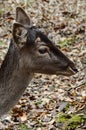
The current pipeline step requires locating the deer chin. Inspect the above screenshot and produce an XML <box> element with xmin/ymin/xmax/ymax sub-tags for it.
<box><xmin>56</xmin><ymin>66</ymin><xmax>77</xmax><ymax>76</ymax></box>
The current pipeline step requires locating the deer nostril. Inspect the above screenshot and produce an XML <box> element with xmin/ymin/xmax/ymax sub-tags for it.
<box><xmin>72</xmin><ymin>68</ymin><xmax>78</xmax><ymax>73</ymax></box>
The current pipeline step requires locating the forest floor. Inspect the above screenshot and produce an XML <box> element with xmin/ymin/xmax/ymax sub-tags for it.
<box><xmin>0</xmin><ymin>0</ymin><xmax>86</xmax><ymax>130</ymax></box>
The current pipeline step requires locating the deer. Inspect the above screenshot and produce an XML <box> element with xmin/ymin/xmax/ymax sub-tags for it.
<box><xmin>0</xmin><ymin>7</ymin><xmax>78</xmax><ymax>117</ymax></box>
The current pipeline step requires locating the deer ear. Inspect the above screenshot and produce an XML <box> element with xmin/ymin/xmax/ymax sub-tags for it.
<box><xmin>16</xmin><ymin>7</ymin><xmax>30</xmax><ymax>26</ymax></box>
<box><xmin>13</xmin><ymin>23</ymin><xmax>28</xmax><ymax>47</ymax></box>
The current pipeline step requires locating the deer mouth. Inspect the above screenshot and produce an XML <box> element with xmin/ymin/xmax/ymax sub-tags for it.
<box><xmin>65</xmin><ymin>66</ymin><xmax>78</xmax><ymax>76</ymax></box>
<box><xmin>56</xmin><ymin>66</ymin><xmax>78</xmax><ymax>76</ymax></box>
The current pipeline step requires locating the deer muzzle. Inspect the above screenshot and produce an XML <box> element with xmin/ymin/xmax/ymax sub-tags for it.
<box><xmin>56</xmin><ymin>66</ymin><xmax>78</xmax><ymax>76</ymax></box>
<box><xmin>67</xmin><ymin>66</ymin><xmax>78</xmax><ymax>75</ymax></box>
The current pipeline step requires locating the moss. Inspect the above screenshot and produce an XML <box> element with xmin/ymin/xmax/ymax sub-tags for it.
<box><xmin>57</xmin><ymin>113</ymin><xmax>71</xmax><ymax>123</ymax></box>
<box><xmin>58</xmin><ymin>37</ymin><xmax>75</xmax><ymax>47</ymax></box>
<box><xmin>18</xmin><ymin>123</ymin><xmax>28</xmax><ymax>130</ymax></box>
<box><xmin>64</xmin><ymin>115</ymin><xmax>83</xmax><ymax>130</ymax></box>
<box><xmin>0</xmin><ymin>40</ymin><xmax>3</xmax><ymax>45</ymax></box>
<box><xmin>62</xmin><ymin>103</ymin><xmax>70</xmax><ymax>112</ymax></box>
<box><xmin>0</xmin><ymin>9</ymin><xmax>5</xmax><ymax>17</ymax></box>
<box><xmin>57</xmin><ymin>113</ymin><xmax>86</xmax><ymax>130</ymax></box>
<box><xmin>69</xmin><ymin>115</ymin><xmax>82</xmax><ymax>123</ymax></box>
<box><xmin>35</xmin><ymin>100</ymin><xmax>42</xmax><ymax>105</ymax></box>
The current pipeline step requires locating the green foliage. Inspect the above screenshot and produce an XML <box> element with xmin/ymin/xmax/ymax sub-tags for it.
<box><xmin>57</xmin><ymin>113</ymin><xmax>86</xmax><ymax>130</ymax></box>
<box><xmin>57</xmin><ymin>113</ymin><xmax>71</xmax><ymax>123</ymax></box>
<box><xmin>58</xmin><ymin>37</ymin><xmax>75</xmax><ymax>47</ymax></box>
<box><xmin>21</xmin><ymin>0</ymin><xmax>30</xmax><ymax>7</ymax></box>
<box><xmin>37</xmin><ymin>120</ymin><xmax>43</xmax><ymax>127</ymax></box>
<box><xmin>62</xmin><ymin>103</ymin><xmax>70</xmax><ymax>112</ymax></box>
<box><xmin>18</xmin><ymin>124</ymin><xmax>28</xmax><ymax>130</ymax></box>
<box><xmin>35</xmin><ymin>100</ymin><xmax>42</xmax><ymax>105</ymax></box>
<box><xmin>0</xmin><ymin>9</ymin><xmax>5</xmax><ymax>16</ymax></box>
<box><xmin>0</xmin><ymin>40</ymin><xmax>3</xmax><ymax>45</ymax></box>
<box><xmin>65</xmin><ymin>115</ymin><xmax>82</xmax><ymax>129</ymax></box>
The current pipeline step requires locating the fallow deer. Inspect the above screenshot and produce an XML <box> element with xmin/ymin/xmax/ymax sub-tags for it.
<box><xmin>0</xmin><ymin>7</ymin><xmax>78</xmax><ymax>117</ymax></box>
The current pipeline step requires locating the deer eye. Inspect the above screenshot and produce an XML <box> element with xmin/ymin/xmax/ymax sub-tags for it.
<box><xmin>38</xmin><ymin>47</ymin><xmax>49</xmax><ymax>54</ymax></box>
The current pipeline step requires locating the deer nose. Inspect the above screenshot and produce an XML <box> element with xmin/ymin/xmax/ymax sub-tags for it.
<box><xmin>71</xmin><ymin>67</ymin><xmax>78</xmax><ymax>73</ymax></box>
<box><xmin>66</xmin><ymin>66</ymin><xmax>78</xmax><ymax>76</ymax></box>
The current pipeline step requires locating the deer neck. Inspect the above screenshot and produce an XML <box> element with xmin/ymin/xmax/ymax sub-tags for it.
<box><xmin>0</xmin><ymin>42</ymin><xmax>33</xmax><ymax>117</ymax></box>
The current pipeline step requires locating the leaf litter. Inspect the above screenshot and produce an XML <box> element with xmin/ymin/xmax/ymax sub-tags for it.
<box><xmin>0</xmin><ymin>0</ymin><xmax>86</xmax><ymax>129</ymax></box>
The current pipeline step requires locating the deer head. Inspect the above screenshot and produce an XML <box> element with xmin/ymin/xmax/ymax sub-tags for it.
<box><xmin>13</xmin><ymin>7</ymin><xmax>78</xmax><ymax>76</ymax></box>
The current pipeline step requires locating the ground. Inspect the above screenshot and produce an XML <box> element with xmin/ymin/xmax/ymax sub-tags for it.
<box><xmin>0</xmin><ymin>0</ymin><xmax>86</xmax><ymax>130</ymax></box>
